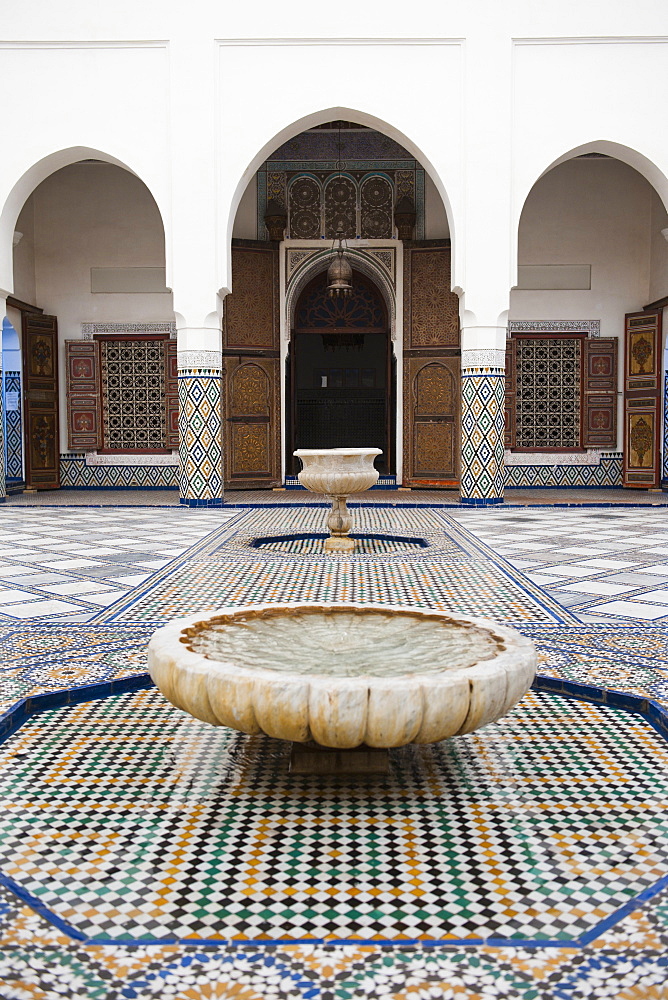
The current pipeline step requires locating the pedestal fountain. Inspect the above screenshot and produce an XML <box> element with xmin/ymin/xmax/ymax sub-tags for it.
<box><xmin>294</xmin><ymin>447</ymin><xmax>382</xmax><ymax>553</ymax></box>
<box><xmin>147</xmin><ymin>446</ymin><xmax>537</xmax><ymax>766</ymax></box>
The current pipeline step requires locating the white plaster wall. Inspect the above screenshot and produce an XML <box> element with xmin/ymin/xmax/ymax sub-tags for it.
<box><xmin>31</xmin><ymin>163</ymin><xmax>172</xmax><ymax>336</ymax></box>
<box><xmin>511</xmin><ymin>157</ymin><xmax>656</xmax><ymax>453</ymax></box>
<box><xmin>13</xmin><ymin>199</ymin><xmax>36</xmax><ymax>306</ymax></box>
<box><xmin>232</xmin><ymin>176</ymin><xmax>258</xmax><ymax>241</ymax></box>
<box><xmin>22</xmin><ymin>162</ymin><xmax>173</xmax><ymax>451</ymax></box>
<box><xmin>649</xmin><ymin>191</ymin><xmax>668</xmax><ymax>305</ymax></box>
<box><xmin>511</xmin><ymin>159</ymin><xmax>653</xmax><ymax>335</ymax></box>
<box><xmin>0</xmin><ymin>1</ymin><xmax>666</xmax><ymax>347</ymax></box>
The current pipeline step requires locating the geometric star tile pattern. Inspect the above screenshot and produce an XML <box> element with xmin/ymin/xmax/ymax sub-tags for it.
<box><xmin>3</xmin><ymin>498</ymin><xmax>668</xmax><ymax>998</ymax></box>
<box><xmin>1</xmin><ymin>688</ymin><xmax>667</xmax><ymax>946</ymax></box>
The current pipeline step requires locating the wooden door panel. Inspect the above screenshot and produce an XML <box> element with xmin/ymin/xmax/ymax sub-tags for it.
<box><xmin>223</xmin><ymin>241</ymin><xmax>280</xmax><ymax>489</ymax></box>
<box><xmin>414</xmin><ymin>420</ymin><xmax>455</xmax><ymax>476</ymax></box>
<box><xmin>23</xmin><ymin>313</ymin><xmax>60</xmax><ymax>489</ymax></box>
<box><xmin>224</xmin><ymin>356</ymin><xmax>280</xmax><ymax>488</ymax></box>
<box><xmin>404</xmin><ymin>356</ymin><xmax>459</xmax><ymax>486</ymax></box>
<box><xmin>623</xmin><ymin>311</ymin><xmax>662</xmax><ymax>488</ymax></box>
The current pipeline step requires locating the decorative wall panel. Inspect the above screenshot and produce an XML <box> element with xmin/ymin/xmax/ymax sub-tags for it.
<box><xmin>4</xmin><ymin>371</ymin><xmax>22</xmax><ymax>480</ymax></box>
<box><xmin>164</xmin><ymin>340</ymin><xmax>179</xmax><ymax>449</ymax></box>
<box><xmin>60</xmin><ymin>454</ymin><xmax>177</xmax><ymax>489</ymax></box>
<box><xmin>22</xmin><ymin>313</ymin><xmax>59</xmax><ymax>489</ymax></box>
<box><xmin>259</xmin><ymin>126</ymin><xmax>425</xmax><ymax>239</ymax></box>
<box><xmin>582</xmin><ymin>338</ymin><xmax>617</xmax><ymax>448</ymax></box>
<box><xmin>403</xmin><ymin>244</ymin><xmax>459</xmax><ymax>348</ymax></box>
<box><xmin>404</xmin><ymin>358</ymin><xmax>459</xmax><ymax>486</ymax></box>
<box><xmin>324</xmin><ymin>175</ymin><xmax>357</xmax><ymax>239</ymax></box>
<box><xmin>288</xmin><ymin>177</ymin><xmax>322</xmax><ymax>239</ymax></box>
<box><xmin>360</xmin><ymin>175</ymin><xmax>393</xmax><ymax>239</ymax></box>
<box><xmin>100</xmin><ymin>340</ymin><xmax>166</xmax><ymax>452</ymax></box>
<box><xmin>515</xmin><ymin>338</ymin><xmax>581</xmax><ymax>449</ymax></box>
<box><xmin>224</xmin><ymin>245</ymin><xmax>279</xmax><ymax>350</ymax></box>
<box><xmin>623</xmin><ymin>310</ymin><xmax>662</xmax><ymax>488</ymax></box>
<box><xmin>65</xmin><ymin>341</ymin><xmax>102</xmax><ymax>451</ymax></box>
<box><xmin>223</xmin><ymin>357</ymin><xmax>280</xmax><ymax>489</ymax></box>
<box><xmin>504</xmin><ymin>452</ymin><xmax>623</xmax><ymax>489</ymax></box>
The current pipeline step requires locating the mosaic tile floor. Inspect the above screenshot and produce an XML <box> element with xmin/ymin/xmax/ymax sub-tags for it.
<box><xmin>2</xmin><ymin>501</ymin><xmax>668</xmax><ymax>998</ymax></box>
<box><xmin>97</xmin><ymin>507</ymin><xmax>570</xmax><ymax>625</ymax></box>
<box><xmin>0</xmin><ymin>508</ymin><xmax>237</xmax><ymax>623</ymax></box>
<box><xmin>452</xmin><ymin>507</ymin><xmax>668</xmax><ymax>624</ymax></box>
<box><xmin>2</xmin><ymin>688</ymin><xmax>667</xmax><ymax>948</ymax></box>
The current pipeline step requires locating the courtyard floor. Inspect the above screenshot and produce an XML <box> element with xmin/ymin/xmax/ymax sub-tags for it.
<box><xmin>0</xmin><ymin>495</ymin><xmax>667</xmax><ymax>998</ymax></box>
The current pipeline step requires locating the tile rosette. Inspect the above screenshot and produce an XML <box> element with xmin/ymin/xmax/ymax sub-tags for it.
<box><xmin>147</xmin><ymin>602</ymin><xmax>536</xmax><ymax>747</ymax></box>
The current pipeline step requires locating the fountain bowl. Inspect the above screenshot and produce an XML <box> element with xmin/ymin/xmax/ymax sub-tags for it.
<box><xmin>147</xmin><ymin>603</ymin><xmax>537</xmax><ymax>749</ymax></box>
<box><xmin>294</xmin><ymin>447</ymin><xmax>383</xmax><ymax>552</ymax></box>
<box><xmin>294</xmin><ymin>447</ymin><xmax>382</xmax><ymax>496</ymax></box>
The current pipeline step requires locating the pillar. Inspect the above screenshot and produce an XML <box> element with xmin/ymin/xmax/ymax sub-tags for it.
<box><xmin>459</xmin><ymin>334</ymin><xmax>506</xmax><ymax>505</ymax></box>
<box><xmin>177</xmin><ymin>337</ymin><xmax>223</xmax><ymax>507</ymax></box>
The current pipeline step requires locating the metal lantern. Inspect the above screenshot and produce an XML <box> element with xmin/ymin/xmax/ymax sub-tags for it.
<box><xmin>326</xmin><ymin>231</ymin><xmax>353</xmax><ymax>298</ymax></box>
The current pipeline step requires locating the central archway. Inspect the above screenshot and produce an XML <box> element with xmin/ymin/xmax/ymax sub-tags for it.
<box><xmin>288</xmin><ymin>270</ymin><xmax>393</xmax><ymax>474</ymax></box>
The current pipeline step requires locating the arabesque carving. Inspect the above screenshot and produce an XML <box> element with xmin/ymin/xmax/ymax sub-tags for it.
<box><xmin>415</xmin><ymin>364</ymin><xmax>453</xmax><ymax>416</ymax></box>
<box><xmin>231</xmin><ymin>365</ymin><xmax>270</xmax><ymax>417</ymax></box>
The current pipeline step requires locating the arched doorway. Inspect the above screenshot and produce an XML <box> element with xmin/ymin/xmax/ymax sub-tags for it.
<box><xmin>289</xmin><ymin>270</ymin><xmax>394</xmax><ymax>473</ymax></box>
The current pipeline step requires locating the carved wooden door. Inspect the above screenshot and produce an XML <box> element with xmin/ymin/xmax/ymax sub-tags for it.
<box><xmin>22</xmin><ymin>313</ymin><xmax>60</xmax><ymax>489</ymax></box>
<box><xmin>223</xmin><ymin>356</ymin><xmax>280</xmax><ymax>487</ymax></box>
<box><xmin>406</xmin><ymin>358</ymin><xmax>459</xmax><ymax>483</ymax></box>
<box><xmin>403</xmin><ymin>242</ymin><xmax>460</xmax><ymax>486</ymax></box>
<box><xmin>223</xmin><ymin>241</ymin><xmax>280</xmax><ymax>488</ymax></box>
<box><xmin>623</xmin><ymin>310</ymin><xmax>662</xmax><ymax>488</ymax></box>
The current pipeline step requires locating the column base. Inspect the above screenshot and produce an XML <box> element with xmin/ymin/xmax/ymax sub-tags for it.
<box><xmin>179</xmin><ymin>497</ymin><xmax>224</xmax><ymax>507</ymax></box>
<box><xmin>459</xmin><ymin>496</ymin><xmax>504</xmax><ymax>506</ymax></box>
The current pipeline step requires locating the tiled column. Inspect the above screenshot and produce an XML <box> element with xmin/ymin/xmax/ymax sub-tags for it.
<box><xmin>177</xmin><ymin>349</ymin><xmax>223</xmax><ymax>507</ymax></box>
<box><xmin>460</xmin><ymin>348</ymin><xmax>505</xmax><ymax>505</ymax></box>
<box><xmin>0</xmin><ymin>361</ymin><xmax>5</xmax><ymax>503</ymax></box>
<box><xmin>663</xmin><ymin>371</ymin><xmax>668</xmax><ymax>487</ymax></box>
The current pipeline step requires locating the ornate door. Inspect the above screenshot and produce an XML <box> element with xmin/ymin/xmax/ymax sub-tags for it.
<box><xmin>406</xmin><ymin>358</ymin><xmax>459</xmax><ymax>482</ymax></box>
<box><xmin>403</xmin><ymin>242</ymin><xmax>460</xmax><ymax>486</ymax></box>
<box><xmin>223</xmin><ymin>357</ymin><xmax>280</xmax><ymax>487</ymax></box>
<box><xmin>223</xmin><ymin>241</ymin><xmax>280</xmax><ymax>488</ymax></box>
<box><xmin>22</xmin><ymin>313</ymin><xmax>60</xmax><ymax>489</ymax></box>
<box><xmin>623</xmin><ymin>310</ymin><xmax>662</xmax><ymax>488</ymax></box>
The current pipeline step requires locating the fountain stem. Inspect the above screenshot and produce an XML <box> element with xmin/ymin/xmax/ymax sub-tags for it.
<box><xmin>325</xmin><ymin>495</ymin><xmax>355</xmax><ymax>552</ymax></box>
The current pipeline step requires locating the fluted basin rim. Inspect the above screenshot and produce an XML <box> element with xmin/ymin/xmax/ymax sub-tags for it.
<box><xmin>294</xmin><ymin>448</ymin><xmax>382</xmax><ymax>456</ymax></box>
<box><xmin>147</xmin><ymin>603</ymin><xmax>537</xmax><ymax>748</ymax></box>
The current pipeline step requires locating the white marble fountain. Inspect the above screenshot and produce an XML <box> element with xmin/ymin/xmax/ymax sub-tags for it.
<box><xmin>148</xmin><ymin>603</ymin><xmax>536</xmax><ymax>749</ymax></box>
<box><xmin>148</xmin><ymin>447</ymin><xmax>536</xmax><ymax>756</ymax></box>
<box><xmin>294</xmin><ymin>447</ymin><xmax>382</xmax><ymax>552</ymax></box>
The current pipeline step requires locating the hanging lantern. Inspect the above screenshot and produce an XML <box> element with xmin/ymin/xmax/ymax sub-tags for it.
<box><xmin>326</xmin><ymin>231</ymin><xmax>353</xmax><ymax>298</ymax></box>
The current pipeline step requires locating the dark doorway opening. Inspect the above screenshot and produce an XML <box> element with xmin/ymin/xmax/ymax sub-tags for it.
<box><xmin>288</xmin><ymin>271</ymin><xmax>393</xmax><ymax>474</ymax></box>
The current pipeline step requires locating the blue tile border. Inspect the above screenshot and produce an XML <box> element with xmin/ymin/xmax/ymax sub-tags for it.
<box><xmin>250</xmin><ymin>532</ymin><xmax>430</xmax><ymax>549</ymax></box>
<box><xmin>180</xmin><ymin>497</ymin><xmax>224</xmax><ymax>507</ymax></box>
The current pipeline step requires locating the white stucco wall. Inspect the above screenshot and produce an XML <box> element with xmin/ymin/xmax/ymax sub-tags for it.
<box><xmin>0</xmin><ymin>1</ymin><xmax>666</xmax><ymax>377</ymax></box>
<box><xmin>29</xmin><ymin>162</ymin><xmax>172</xmax><ymax>336</ymax></box>
<box><xmin>511</xmin><ymin>158</ymin><xmax>654</xmax><ymax>335</ymax></box>
<box><xmin>649</xmin><ymin>191</ymin><xmax>668</xmax><ymax>305</ymax></box>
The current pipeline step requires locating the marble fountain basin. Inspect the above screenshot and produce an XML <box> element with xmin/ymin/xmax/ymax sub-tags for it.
<box><xmin>147</xmin><ymin>603</ymin><xmax>537</xmax><ymax>749</ymax></box>
<box><xmin>294</xmin><ymin>447</ymin><xmax>382</xmax><ymax>495</ymax></box>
